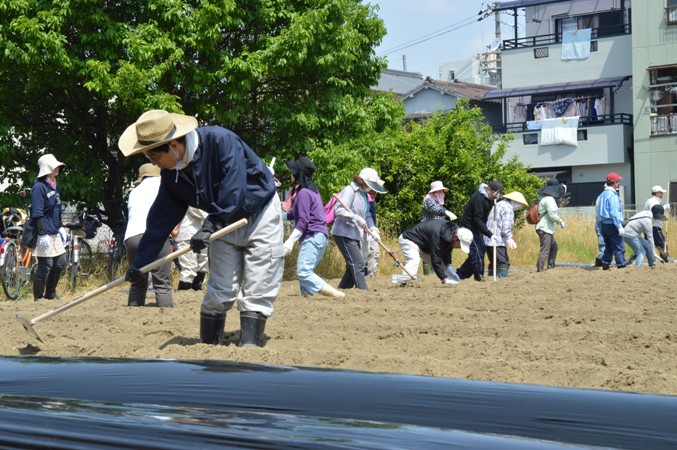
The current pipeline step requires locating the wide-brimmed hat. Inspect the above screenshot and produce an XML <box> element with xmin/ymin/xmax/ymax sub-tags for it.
<box><xmin>456</xmin><ymin>227</ymin><xmax>473</xmax><ymax>253</ymax></box>
<box><xmin>652</xmin><ymin>204</ymin><xmax>668</xmax><ymax>221</ymax></box>
<box><xmin>37</xmin><ymin>154</ymin><xmax>66</xmax><ymax>178</ymax></box>
<box><xmin>502</xmin><ymin>191</ymin><xmax>528</xmax><ymax>207</ymax></box>
<box><xmin>428</xmin><ymin>180</ymin><xmax>449</xmax><ymax>195</ymax></box>
<box><xmin>134</xmin><ymin>163</ymin><xmax>161</xmax><ymax>186</ymax></box>
<box><xmin>538</xmin><ymin>177</ymin><xmax>566</xmax><ymax>199</ymax></box>
<box><xmin>118</xmin><ymin>110</ymin><xmax>198</xmax><ymax>157</ymax></box>
<box><xmin>358</xmin><ymin>167</ymin><xmax>386</xmax><ymax>194</ymax></box>
<box><xmin>652</xmin><ymin>185</ymin><xmax>667</xmax><ymax>194</ymax></box>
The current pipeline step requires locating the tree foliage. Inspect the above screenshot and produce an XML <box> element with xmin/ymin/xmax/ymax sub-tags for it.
<box><xmin>0</xmin><ymin>0</ymin><xmax>387</xmax><ymax>221</ymax></box>
<box><xmin>310</xmin><ymin>100</ymin><xmax>542</xmax><ymax>233</ymax></box>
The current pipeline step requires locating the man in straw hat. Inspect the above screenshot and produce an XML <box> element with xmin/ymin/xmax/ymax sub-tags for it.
<box><xmin>484</xmin><ymin>191</ymin><xmax>528</xmax><ymax>277</ymax></box>
<box><xmin>123</xmin><ymin>163</ymin><xmax>173</xmax><ymax>308</ymax></box>
<box><xmin>118</xmin><ymin>109</ymin><xmax>283</xmax><ymax>347</ymax></box>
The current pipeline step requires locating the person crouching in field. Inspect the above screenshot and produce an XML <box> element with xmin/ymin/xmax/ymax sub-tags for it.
<box><xmin>622</xmin><ymin>209</ymin><xmax>657</xmax><ymax>268</ymax></box>
<box><xmin>283</xmin><ymin>157</ymin><xmax>344</xmax><ymax>298</ymax></box>
<box><xmin>399</xmin><ymin>219</ymin><xmax>472</xmax><ymax>284</ymax></box>
<box><xmin>484</xmin><ymin>191</ymin><xmax>528</xmax><ymax>278</ymax></box>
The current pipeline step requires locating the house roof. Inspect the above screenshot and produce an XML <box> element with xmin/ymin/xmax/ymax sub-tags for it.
<box><xmin>493</xmin><ymin>0</ymin><xmax>572</xmax><ymax>12</ymax></box>
<box><xmin>401</xmin><ymin>77</ymin><xmax>500</xmax><ymax>103</ymax></box>
<box><xmin>483</xmin><ymin>76</ymin><xmax>631</xmax><ymax>99</ymax></box>
<box><xmin>372</xmin><ymin>69</ymin><xmax>424</xmax><ymax>95</ymax></box>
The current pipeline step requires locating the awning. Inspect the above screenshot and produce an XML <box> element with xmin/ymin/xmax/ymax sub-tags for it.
<box><xmin>483</xmin><ymin>76</ymin><xmax>631</xmax><ymax>100</ymax></box>
<box><xmin>492</xmin><ymin>0</ymin><xmax>573</xmax><ymax>12</ymax></box>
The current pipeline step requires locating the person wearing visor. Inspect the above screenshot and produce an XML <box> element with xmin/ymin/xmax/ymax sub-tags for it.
<box><xmin>118</xmin><ymin>109</ymin><xmax>283</xmax><ymax>348</ymax></box>
<box><xmin>455</xmin><ymin>180</ymin><xmax>503</xmax><ymax>282</ymax></box>
<box><xmin>283</xmin><ymin>157</ymin><xmax>344</xmax><ymax>298</ymax></box>
<box><xmin>332</xmin><ymin>167</ymin><xmax>386</xmax><ymax>290</ymax></box>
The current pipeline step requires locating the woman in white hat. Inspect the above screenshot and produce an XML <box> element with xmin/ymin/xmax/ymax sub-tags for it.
<box><xmin>422</xmin><ymin>180</ymin><xmax>456</xmax><ymax>222</ymax></box>
<box><xmin>483</xmin><ymin>191</ymin><xmax>528</xmax><ymax>277</ymax></box>
<box><xmin>332</xmin><ymin>167</ymin><xmax>386</xmax><ymax>290</ymax></box>
<box><xmin>118</xmin><ymin>109</ymin><xmax>283</xmax><ymax>348</ymax></box>
<box><xmin>123</xmin><ymin>163</ymin><xmax>173</xmax><ymax>307</ymax></box>
<box><xmin>29</xmin><ymin>154</ymin><xmax>67</xmax><ymax>301</ymax></box>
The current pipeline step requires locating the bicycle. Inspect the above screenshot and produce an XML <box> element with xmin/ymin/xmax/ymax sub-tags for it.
<box><xmin>107</xmin><ymin>219</ymin><xmax>127</xmax><ymax>282</ymax></box>
<box><xmin>63</xmin><ymin>223</ymin><xmax>93</xmax><ymax>291</ymax></box>
<box><xmin>0</xmin><ymin>208</ymin><xmax>36</xmax><ymax>300</ymax></box>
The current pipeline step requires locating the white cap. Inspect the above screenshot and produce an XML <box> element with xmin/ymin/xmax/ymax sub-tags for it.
<box><xmin>652</xmin><ymin>185</ymin><xmax>667</xmax><ymax>194</ymax></box>
<box><xmin>456</xmin><ymin>227</ymin><xmax>473</xmax><ymax>254</ymax></box>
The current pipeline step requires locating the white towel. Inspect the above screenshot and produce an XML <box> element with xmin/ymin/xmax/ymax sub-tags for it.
<box><xmin>540</xmin><ymin>116</ymin><xmax>579</xmax><ymax>147</ymax></box>
<box><xmin>561</xmin><ymin>28</ymin><xmax>591</xmax><ymax>60</ymax></box>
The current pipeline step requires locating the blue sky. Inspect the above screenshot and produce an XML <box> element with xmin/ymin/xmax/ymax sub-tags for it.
<box><xmin>369</xmin><ymin>1</ymin><xmax>508</xmax><ymax>79</ymax></box>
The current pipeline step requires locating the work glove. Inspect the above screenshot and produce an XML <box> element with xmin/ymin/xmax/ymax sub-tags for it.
<box><xmin>353</xmin><ymin>215</ymin><xmax>367</xmax><ymax>229</ymax></box>
<box><xmin>369</xmin><ymin>227</ymin><xmax>381</xmax><ymax>242</ymax></box>
<box><xmin>283</xmin><ymin>228</ymin><xmax>302</xmax><ymax>256</ymax></box>
<box><xmin>442</xmin><ymin>278</ymin><xmax>459</xmax><ymax>285</ymax></box>
<box><xmin>618</xmin><ymin>226</ymin><xmax>625</xmax><ymax>237</ymax></box>
<box><xmin>560</xmin><ymin>221</ymin><xmax>566</xmax><ymax>229</ymax></box>
<box><xmin>124</xmin><ymin>266</ymin><xmax>145</xmax><ymax>284</ymax></box>
<box><xmin>444</xmin><ymin>210</ymin><xmax>457</xmax><ymax>221</ymax></box>
<box><xmin>507</xmin><ymin>238</ymin><xmax>517</xmax><ymax>250</ymax></box>
<box><xmin>665</xmin><ymin>203</ymin><xmax>671</xmax><ymax>210</ymax></box>
<box><xmin>488</xmin><ymin>234</ymin><xmax>498</xmax><ymax>246</ymax></box>
<box><xmin>445</xmin><ymin>265</ymin><xmax>460</xmax><ymax>282</ymax></box>
<box><xmin>190</xmin><ymin>218</ymin><xmax>216</xmax><ymax>253</ymax></box>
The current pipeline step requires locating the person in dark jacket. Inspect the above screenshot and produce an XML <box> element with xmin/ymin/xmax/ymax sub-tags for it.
<box><xmin>455</xmin><ymin>180</ymin><xmax>503</xmax><ymax>281</ymax></box>
<box><xmin>30</xmin><ymin>154</ymin><xmax>67</xmax><ymax>301</ymax></box>
<box><xmin>398</xmin><ymin>220</ymin><xmax>473</xmax><ymax>284</ymax></box>
<box><xmin>118</xmin><ymin>110</ymin><xmax>284</xmax><ymax>348</ymax></box>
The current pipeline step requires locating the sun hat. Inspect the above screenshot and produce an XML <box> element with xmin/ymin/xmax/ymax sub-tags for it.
<box><xmin>651</xmin><ymin>185</ymin><xmax>667</xmax><ymax>194</ymax></box>
<box><xmin>118</xmin><ymin>110</ymin><xmax>199</xmax><ymax>157</ymax></box>
<box><xmin>456</xmin><ymin>227</ymin><xmax>473</xmax><ymax>253</ymax></box>
<box><xmin>652</xmin><ymin>204</ymin><xmax>668</xmax><ymax>221</ymax></box>
<box><xmin>538</xmin><ymin>177</ymin><xmax>566</xmax><ymax>199</ymax></box>
<box><xmin>37</xmin><ymin>154</ymin><xmax>66</xmax><ymax>178</ymax></box>
<box><xmin>606</xmin><ymin>172</ymin><xmax>622</xmax><ymax>183</ymax></box>
<box><xmin>134</xmin><ymin>163</ymin><xmax>162</xmax><ymax>186</ymax></box>
<box><xmin>428</xmin><ymin>180</ymin><xmax>449</xmax><ymax>195</ymax></box>
<box><xmin>358</xmin><ymin>167</ymin><xmax>386</xmax><ymax>194</ymax></box>
<box><xmin>502</xmin><ymin>191</ymin><xmax>528</xmax><ymax>207</ymax></box>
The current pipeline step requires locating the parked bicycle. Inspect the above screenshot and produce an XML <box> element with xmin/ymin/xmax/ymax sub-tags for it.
<box><xmin>0</xmin><ymin>208</ymin><xmax>36</xmax><ymax>300</ymax></box>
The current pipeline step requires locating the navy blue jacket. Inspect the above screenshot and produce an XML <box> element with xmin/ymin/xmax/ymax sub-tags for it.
<box><xmin>133</xmin><ymin>126</ymin><xmax>276</xmax><ymax>267</ymax></box>
<box><xmin>30</xmin><ymin>178</ymin><xmax>62</xmax><ymax>235</ymax></box>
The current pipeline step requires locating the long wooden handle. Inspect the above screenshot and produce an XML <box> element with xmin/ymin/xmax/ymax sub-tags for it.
<box><xmin>27</xmin><ymin>218</ymin><xmax>248</xmax><ymax>325</ymax></box>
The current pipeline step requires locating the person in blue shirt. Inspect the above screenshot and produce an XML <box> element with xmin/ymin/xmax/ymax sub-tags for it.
<box><xmin>118</xmin><ymin>110</ymin><xmax>283</xmax><ymax>348</ymax></box>
<box><xmin>595</xmin><ymin>172</ymin><xmax>627</xmax><ymax>270</ymax></box>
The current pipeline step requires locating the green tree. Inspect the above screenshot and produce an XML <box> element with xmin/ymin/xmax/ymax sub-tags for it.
<box><xmin>0</xmin><ymin>0</ymin><xmax>387</xmax><ymax>221</ymax></box>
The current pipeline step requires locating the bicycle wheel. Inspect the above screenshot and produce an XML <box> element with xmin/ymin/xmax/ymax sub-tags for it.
<box><xmin>2</xmin><ymin>241</ymin><xmax>21</xmax><ymax>300</ymax></box>
<box><xmin>108</xmin><ymin>236</ymin><xmax>126</xmax><ymax>281</ymax></box>
<box><xmin>79</xmin><ymin>241</ymin><xmax>94</xmax><ymax>277</ymax></box>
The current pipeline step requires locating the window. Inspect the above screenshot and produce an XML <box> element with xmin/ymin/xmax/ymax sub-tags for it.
<box><xmin>523</xmin><ymin>133</ymin><xmax>538</xmax><ymax>145</ymax></box>
<box><xmin>668</xmin><ymin>0</ymin><xmax>677</xmax><ymax>25</ymax></box>
<box><xmin>534</xmin><ymin>47</ymin><xmax>549</xmax><ymax>58</ymax></box>
<box><xmin>648</xmin><ymin>66</ymin><xmax>677</xmax><ymax>136</ymax></box>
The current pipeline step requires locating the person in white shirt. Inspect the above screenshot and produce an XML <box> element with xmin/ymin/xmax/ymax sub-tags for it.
<box><xmin>644</xmin><ymin>185</ymin><xmax>670</xmax><ymax>262</ymax></box>
<box><xmin>174</xmin><ymin>206</ymin><xmax>209</xmax><ymax>291</ymax></box>
<box><xmin>124</xmin><ymin>164</ymin><xmax>173</xmax><ymax>307</ymax></box>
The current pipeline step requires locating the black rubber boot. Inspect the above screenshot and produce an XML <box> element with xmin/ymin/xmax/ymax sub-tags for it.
<box><xmin>239</xmin><ymin>311</ymin><xmax>267</xmax><ymax>348</ymax></box>
<box><xmin>177</xmin><ymin>280</ymin><xmax>193</xmax><ymax>291</ymax></box>
<box><xmin>33</xmin><ymin>276</ymin><xmax>46</xmax><ymax>302</ymax></box>
<box><xmin>44</xmin><ymin>266</ymin><xmax>64</xmax><ymax>300</ymax></box>
<box><xmin>192</xmin><ymin>272</ymin><xmax>206</xmax><ymax>291</ymax></box>
<box><xmin>200</xmin><ymin>312</ymin><xmax>225</xmax><ymax>345</ymax></box>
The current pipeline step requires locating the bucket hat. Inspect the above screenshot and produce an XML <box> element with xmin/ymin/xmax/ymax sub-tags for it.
<box><xmin>358</xmin><ymin>168</ymin><xmax>386</xmax><ymax>194</ymax></box>
<box><xmin>456</xmin><ymin>227</ymin><xmax>473</xmax><ymax>253</ymax></box>
<box><xmin>502</xmin><ymin>191</ymin><xmax>528</xmax><ymax>207</ymax></box>
<box><xmin>538</xmin><ymin>178</ymin><xmax>566</xmax><ymax>199</ymax></box>
<box><xmin>428</xmin><ymin>180</ymin><xmax>449</xmax><ymax>195</ymax></box>
<box><xmin>118</xmin><ymin>110</ymin><xmax>198</xmax><ymax>157</ymax></box>
<box><xmin>134</xmin><ymin>163</ymin><xmax>162</xmax><ymax>186</ymax></box>
<box><xmin>37</xmin><ymin>154</ymin><xmax>66</xmax><ymax>178</ymax></box>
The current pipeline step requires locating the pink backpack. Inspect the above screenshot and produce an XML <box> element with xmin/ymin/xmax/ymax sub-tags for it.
<box><xmin>323</xmin><ymin>195</ymin><xmax>338</xmax><ymax>224</ymax></box>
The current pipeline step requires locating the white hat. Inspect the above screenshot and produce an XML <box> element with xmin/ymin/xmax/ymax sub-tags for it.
<box><xmin>428</xmin><ymin>180</ymin><xmax>449</xmax><ymax>194</ymax></box>
<box><xmin>456</xmin><ymin>227</ymin><xmax>473</xmax><ymax>253</ymax></box>
<box><xmin>37</xmin><ymin>154</ymin><xmax>66</xmax><ymax>178</ymax></box>
<box><xmin>118</xmin><ymin>109</ymin><xmax>198</xmax><ymax>157</ymax></box>
<box><xmin>358</xmin><ymin>167</ymin><xmax>386</xmax><ymax>194</ymax></box>
<box><xmin>652</xmin><ymin>185</ymin><xmax>667</xmax><ymax>194</ymax></box>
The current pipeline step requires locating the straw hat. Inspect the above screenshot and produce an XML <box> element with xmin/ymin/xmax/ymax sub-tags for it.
<box><xmin>134</xmin><ymin>163</ymin><xmax>162</xmax><ymax>186</ymax></box>
<box><xmin>428</xmin><ymin>180</ymin><xmax>449</xmax><ymax>194</ymax></box>
<box><xmin>118</xmin><ymin>110</ymin><xmax>198</xmax><ymax>157</ymax></box>
<box><xmin>502</xmin><ymin>191</ymin><xmax>528</xmax><ymax>207</ymax></box>
<box><xmin>37</xmin><ymin>154</ymin><xmax>65</xmax><ymax>178</ymax></box>
<box><xmin>358</xmin><ymin>167</ymin><xmax>386</xmax><ymax>194</ymax></box>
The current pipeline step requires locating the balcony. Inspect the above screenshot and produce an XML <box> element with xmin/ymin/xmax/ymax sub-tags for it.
<box><xmin>502</xmin><ymin>24</ymin><xmax>631</xmax><ymax>50</ymax></box>
<box><xmin>492</xmin><ymin>113</ymin><xmax>632</xmax><ymax>134</ymax></box>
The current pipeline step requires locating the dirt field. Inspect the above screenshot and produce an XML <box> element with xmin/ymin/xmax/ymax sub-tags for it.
<box><xmin>3</xmin><ymin>263</ymin><xmax>677</xmax><ymax>396</ymax></box>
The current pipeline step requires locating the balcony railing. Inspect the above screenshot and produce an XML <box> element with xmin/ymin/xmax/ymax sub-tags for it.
<box><xmin>667</xmin><ymin>6</ymin><xmax>677</xmax><ymax>26</ymax></box>
<box><xmin>502</xmin><ymin>24</ymin><xmax>631</xmax><ymax>50</ymax></box>
<box><xmin>491</xmin><ymin>113</ymin><xmax>633</xmax><ymax>134</ymax></box>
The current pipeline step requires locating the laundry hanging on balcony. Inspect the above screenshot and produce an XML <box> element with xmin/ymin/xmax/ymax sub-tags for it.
<box><xmin>561</xmin><ymin>28</ymin><xmax>592</xmax><ymax>61</ymax></box>
<box><xmin>540</xmin><ymin>116</ymin><xmax>580</xmax><ymax>147</ymax></box>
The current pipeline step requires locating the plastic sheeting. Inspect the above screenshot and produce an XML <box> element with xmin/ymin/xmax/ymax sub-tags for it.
<box><xmin>0</xmin><ymin>356</ymin><xmax>676</xmax><ymax>449</ymax></box>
